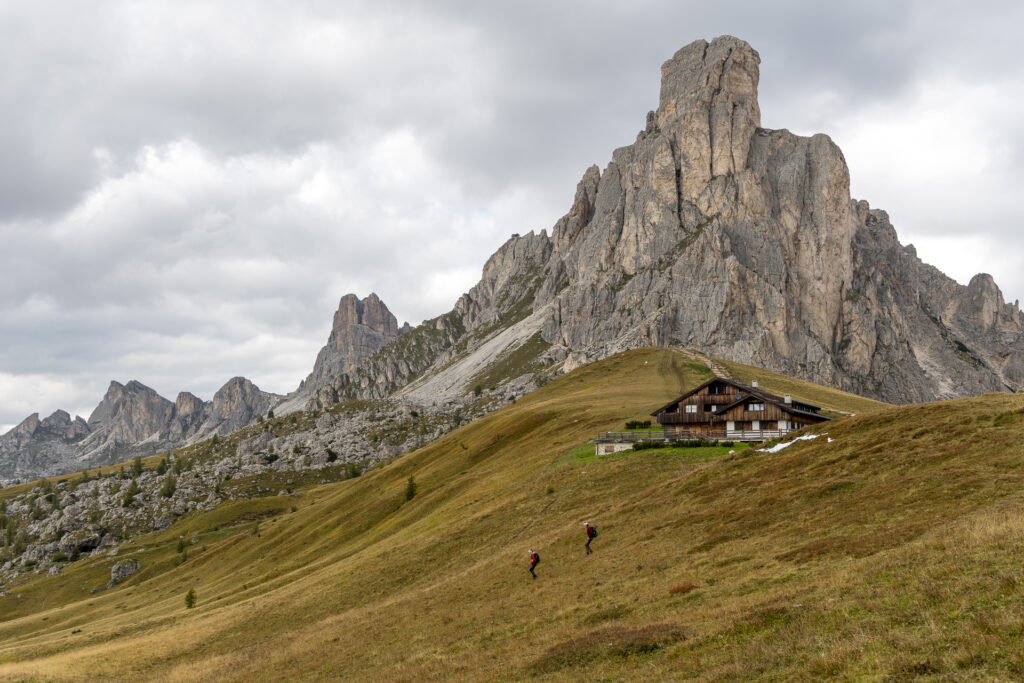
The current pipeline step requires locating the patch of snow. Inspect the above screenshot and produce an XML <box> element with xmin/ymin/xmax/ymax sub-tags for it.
<box><xmin>758</xmin><ymin>433</ymin><xmax>827</xmax><ymax>453</ymax></box>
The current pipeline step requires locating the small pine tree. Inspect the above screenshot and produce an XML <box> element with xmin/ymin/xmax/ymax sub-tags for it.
<box><xmin>185</xmin><ymin>588</ymin><xmax>196</xmax><ymax>609</ymax></box>
<box><xmin>160</xmin><ymin>474</ymin><xmax>177</xmax><ymax>498</ymax></box>
<box><xmin>156</xmin><ymin>458</ymin><xmax>168</xmax><ymax>475</ymax></box>
<box><xmin>267</xmin><ymin>409</ymin><xmax>274</xmax><ymax>419</ymax></box>
<box><xmin>405</xmin><ymin>476</ymin><xmax>417</xmax><ymax>501</ymax></box>
<box><xmin>131</xmin><ymin>456</ymin><xmax>143</xmax><ymax>477</ymax></box>
<box><xmin>122</xmin><ymin>480</ymin><xmax>139</xmax><ymax>507</ymax></box>
<box><xmin>325</xmin><ymin>447</ymin><xmax>338</xmax><ymax>463</ymax></box>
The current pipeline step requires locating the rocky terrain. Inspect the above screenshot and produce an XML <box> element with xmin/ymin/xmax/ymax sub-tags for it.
<box><xmin>300</xmin><ymin>293</ymin><xmax>410</xmax><ymax>395</ymax></box>
<box><xmin>315</xmin><ymin>36</ymin><xmax>1023</xmax><ymax>407</ymax></box>
<box><xmin>0</xmin><ymin>394</ymin><xmax>496</xmax><ymax>587</ymax></box>
<box><xmin>0</xmin><ymin>295</ymin><xmax>415</xmax><ymax>484</ymax></box>
<box><xmin>0</xmin><ymin>377</ymin><xmax>281</xmax><ymax>484</ymax></box>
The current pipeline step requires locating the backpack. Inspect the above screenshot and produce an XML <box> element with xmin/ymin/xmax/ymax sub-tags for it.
<box><xmin>588</xmin><ymin>526</ymin><xmax>598</xmax><ymax>538</ymax></box>
<box><xmin>531</xmin><ymin>553</ymin><xmax>539</xmax><ymax>563</ymax></box>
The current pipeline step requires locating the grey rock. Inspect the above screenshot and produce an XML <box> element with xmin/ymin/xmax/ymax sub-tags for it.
<box><xmin>1</xmin><ymin>376</ymin><xmax>282</xmax><ymax>483</ymax></box>
<box><xmin>314</xmin><ymin>35</ymin><xmax>1023</xmax><ymax>406</ymax></box>
<box><xmin>302</xmin><ymin>293</ymin><xmax>405</xmax><ymax>396</ymax></box>
<box><xmin>108</xmin><ymin>559</ymin><xmax>141</xmax><ymax>587</ymax></box>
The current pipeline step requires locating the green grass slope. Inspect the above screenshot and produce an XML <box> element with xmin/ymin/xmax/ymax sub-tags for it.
<box><xmin>0</xmin><ymin>348</ymin><xmax>1022</xmax><ymax>680</ymax></box>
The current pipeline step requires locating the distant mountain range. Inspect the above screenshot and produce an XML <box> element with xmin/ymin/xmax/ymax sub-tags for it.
<box><xmin>3</xmin><ymin>35</ymin><xmax>1022</xmax><ymax>482</ymax></box>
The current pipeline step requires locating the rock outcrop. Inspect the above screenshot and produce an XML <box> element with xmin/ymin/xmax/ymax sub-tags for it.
<box><xmin>302</xmin><ymin>293</ymin><xmax>406</xmax><ymax>394</ymax></box>
<box><xmin>199</xmin><ymin>377</ymin><xmax>278</xmax><ymax>436</ymax></box>
<box><xmin>318</xmin><ymin>35</ymin><xmax>1023</xmax><ymax>405</ymax></box>
<box><xmin>0</xmin><ymin>377</ymin><xmax>283</xmax><ymax>483</ymax></box>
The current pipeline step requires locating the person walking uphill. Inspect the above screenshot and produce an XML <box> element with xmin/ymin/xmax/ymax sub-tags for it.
<box><xmin>529</xmin><ymin>549</ymin><xmax>540</xmax><ymax>579</ymax></box>
<box><xmin>584</xmin><ymin>522</ymin><xmax>598</xmax><ymax>555</ymax></box>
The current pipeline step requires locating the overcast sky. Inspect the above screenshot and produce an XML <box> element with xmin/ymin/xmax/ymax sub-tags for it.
<box><xmin>2</xmin><ymin>0</ymin><xmax>1022</xmax><ymax>432</ymax></box>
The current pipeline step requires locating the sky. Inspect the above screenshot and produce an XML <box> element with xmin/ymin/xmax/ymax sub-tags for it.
<box><xmin>2</xmin><ymin>0</ymin><xmax>1023</xmax><ymax>432</ymax></box>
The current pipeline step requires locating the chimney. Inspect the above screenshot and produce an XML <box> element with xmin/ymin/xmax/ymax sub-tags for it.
<box><xmin>751</xmin><ymin>380</ymin><xmax>758</xmax><ymax>388</ymax></box>
<box><xmin>784</xmin><ymin>394</ymin><xmax>792</xmax><ymax>404</ymax></box>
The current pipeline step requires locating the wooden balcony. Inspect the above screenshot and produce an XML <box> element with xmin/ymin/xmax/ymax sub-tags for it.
<box><xmin>658</xmin><ymin>412</ymin><xmax>726</xmax><ymax>425</ymax></box>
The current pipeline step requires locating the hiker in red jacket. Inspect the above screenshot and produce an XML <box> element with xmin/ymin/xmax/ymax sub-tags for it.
<box><xmin>529</xmin><ymin>549</ymin><xmax>540</xmax><ymax>579</ymax></box>
<box><xmin>584</xmin><ymin>522</ymin><xmax>598</xmax><ymax>555</ymax></box>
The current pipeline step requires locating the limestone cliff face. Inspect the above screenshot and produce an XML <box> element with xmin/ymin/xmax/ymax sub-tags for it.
<box><xmin>301</xmin><ymin>293</ymin><xmax>405</xmax><ymax>395</ymax></box>
<box><xmin>198</xmin><ymin>377</ymin><xmax>278</xmax><ymax>436</ymax></box>
<box><xmin>84</xmin><ymin>381</ymin><xmax>175</xmax><ymax>449</ymax></box>
<box><xmin>325</xmin><ymin>35</ymin><xmax>1023</xmax><ymax>405</ymax></box>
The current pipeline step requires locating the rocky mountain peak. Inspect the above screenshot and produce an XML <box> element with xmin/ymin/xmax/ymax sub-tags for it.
<box><xmin>301</xmin><ymin>293</ymin><xmax>405</xmax><ymax>393</ymax></box>
<box><xmin>199</xmin><ymin>376</ymin><xmax>278</xmax><ymax>436</ymax></box>
<box><xmin>320</xmin><ymin>35</ymin><xmax>1023</xmax><ymax>407</ymax></box>
<box><xmin>657</xmin><ymin>36</ymin><xmax>761</xmax><ymax>194</ymax></box>
<box><xmin>331</xmin><ymin>292</ymin><xmax>399</xmax><ymax>343</ymax></box>
<box><xmin>86</xmin><ymin>380</ymin><xmax>174</xmax><ymax>443</ymax></box>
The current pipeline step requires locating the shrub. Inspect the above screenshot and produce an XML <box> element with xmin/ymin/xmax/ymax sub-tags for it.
<box><xmin>633</xmin><ymin>439</ymin><xmax>716</xmax><ymax>451</ymax></box>
<box><xmin>265</xmin><ymin>453</ymin><xmax>278</xmax><ymax>464</ymax></box>
<box><xmin>52</xmin><ymin>551</ymin><xmax>69</xmax><ymax>562</ymax></box>
<box><xmin>474</xmin><ymin>384</ymin><xmax>483</xmax><ymax>396</ymax></box>
<box><xmin>325</xmin><ymin>448</ymin><xmax>338</xmax><ymax>463</ymax></box>
<box><xmin>177</xmin><ymin>537</ymin><xmax>186</xmax><ymax>553</ymax></box>
<box><xmin>625</xmin><ymin>420</ymin><xmax>652</xmax><ymax>429</ymax></box>
<box><xmin>405</xmin><ymin>476</ymin><xmax>417</xmax><ymax>501</ymax></box>
<box><xmin>267</xmin><ymin>409</ymin><xmax>274</xmax><ymax>419</ymax></box>
<box><xmin>347</xmin><ymin>464</ymin><xmax>362</xmax><ymax>478</ymax></box>
<box><xmin>185</xmin><ymin>588</ymin><xmax>196</xmax><ymax>609</ymax></box>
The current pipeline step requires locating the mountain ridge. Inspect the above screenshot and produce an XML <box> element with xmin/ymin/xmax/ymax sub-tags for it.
<box><xmin>3</xmin><ymin>34</ymin><xmax>1023</xmax><ymax>481</ymax></box>
<box><xmin>313</xmin><ymin>35</ymin><xmax>1023</xmax><ymax>408</ymax></box>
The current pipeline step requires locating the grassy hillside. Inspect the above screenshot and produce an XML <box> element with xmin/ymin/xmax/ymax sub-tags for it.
<box><xmin>0</xmin><ymin>348</ymin><xmax>1022</xmax><ymax>680</ymax></box>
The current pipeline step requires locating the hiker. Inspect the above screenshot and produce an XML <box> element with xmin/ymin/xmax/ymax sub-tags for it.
<box><xmin>529</xmin><ymin>549</ymin><xmax>540</xmax><ymax>578</ymax></box>
<box><xmin>584</xmin><ymin>522</ymin><xmax>598</xmax><ymax>555</ymax></box>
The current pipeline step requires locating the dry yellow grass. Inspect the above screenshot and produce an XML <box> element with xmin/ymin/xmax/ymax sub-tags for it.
<box><xmin>0</xmin><ymin>348</ymin><xmax>1021</xmax><ymax>680</ymax></box>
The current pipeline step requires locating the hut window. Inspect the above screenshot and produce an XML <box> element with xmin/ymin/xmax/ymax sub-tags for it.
<box><xmin>685</xmin><ymin>404</ymin><xmax>698</xmax><ymax>413</ymax></box>
<box><xmin>747</xmin><ymin>402</ymin><xmax>764</xmax><ymax>412</ymax></box>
